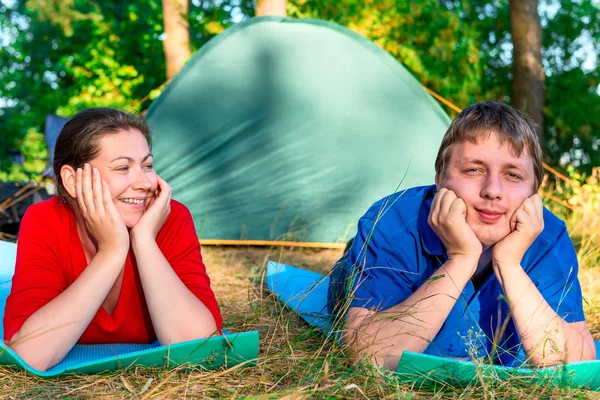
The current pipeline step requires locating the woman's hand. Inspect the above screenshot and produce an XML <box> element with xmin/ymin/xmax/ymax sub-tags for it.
<box><xmin>131</xmin><ymin>175</ymin><xmax>172</xmax><ymax>242</ymax></box>
<box><xmin>76</xmin><ymin>163</ymin><xmax>129</xmax><ymax>254</ymax></box>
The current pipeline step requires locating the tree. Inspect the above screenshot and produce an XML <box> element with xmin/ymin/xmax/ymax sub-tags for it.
<box><xmin>1</xmin><ymin>0</ymin><xmax>599</xmax><ymax>180</ymax></box>
<box><xmin>287</xmin><ymin>0</ymin><xmax>483</xmax><ymax>115</ymax></box>
<box><xmin>161</xmin><ymin>0</ymin><xmax>191</xmax><ymax>80</ymax></box>
<box><xmin>438</xmin><ymin>0</ymin><xmax>600</xmax><ymax>172</ymax></box>
<box><xmin>510</xmin><ymin>0</ymin><xmax>545</xmax><ymax>142</ymax></box>
<box><xmin>256</xmin><ymin>0</ymin><xmax>287</xmax><ymax>16</ymax></box>
<box><xmin>0</xmin><ymin>0</ymin><xmax>166</xmax><ymax>180</ymax></box>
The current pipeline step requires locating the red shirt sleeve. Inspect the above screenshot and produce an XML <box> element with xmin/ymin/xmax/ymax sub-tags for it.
<box><xmin>3</xmin><ymin>201</ymin><xmax>66</xmax><ymax>342</ymax></box>
<box><xmin>157</xmin><ymin>200</ymin><xmax>223</xmax><ymax>330</ymax></box>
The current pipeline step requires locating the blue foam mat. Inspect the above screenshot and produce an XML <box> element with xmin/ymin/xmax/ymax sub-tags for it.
<box><xmin>266</xmin><ymin>260</ymin><xmax>600</xmax><ymax>390</ymax></box>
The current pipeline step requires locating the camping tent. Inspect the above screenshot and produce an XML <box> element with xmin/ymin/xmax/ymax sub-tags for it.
<box><xmin>146</xmin><ymin>17</ymin><xmax>450</xmax><ymax>245</ymax></box>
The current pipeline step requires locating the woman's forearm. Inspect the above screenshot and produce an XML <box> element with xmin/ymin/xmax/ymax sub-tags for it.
<box><xmin>9</xmin><ymin>250</ymin><xmax>126</xmax><ymax>371</ymax></box>
<box><xmin>131</xmin><ymin>236</ymin><xmax>217</xmax><ymax>345</ymax></box>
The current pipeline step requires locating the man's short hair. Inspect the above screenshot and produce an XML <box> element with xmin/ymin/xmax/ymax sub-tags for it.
<box><xmin>434</xmin><ymin>101</ymin><xmax>544</xmax><ymax>190</ymax></box>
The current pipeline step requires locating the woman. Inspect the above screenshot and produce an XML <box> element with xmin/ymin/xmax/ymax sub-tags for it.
<box><xmin>3</xmin><ymin>108</ymin><xmax>222</xmax><ymax>371</ymax></box>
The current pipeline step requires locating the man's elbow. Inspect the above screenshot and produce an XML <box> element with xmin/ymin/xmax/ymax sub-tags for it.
<box><xmin>346</xmin><ymin>337</ymin><xmax>407</xmax><ymax>371</ymax></box>
<box><xmin>527</xmin><ymin>344</ymin><xmax>596</xmax><ymax>367</ymax></box>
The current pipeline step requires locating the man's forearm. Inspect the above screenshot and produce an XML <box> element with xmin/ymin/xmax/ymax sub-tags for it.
<box><xmin>495</xmin><ymin>262</ymin><xmax>595</xmax><ymax>365</ymax></box>
<box><xmin>347</xmin><ymin>256</ymin><xmax>476</xmax><ymax>370</ymax></box>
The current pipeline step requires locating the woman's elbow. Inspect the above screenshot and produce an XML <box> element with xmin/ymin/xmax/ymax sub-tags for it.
<box><xmin>8</xmin><ymin>342</ymin><xmax>57</xmax><ymax>372</ymax></box>
<box><xmin>158</xmin><ymin>316</ymin><xmax>218</xmax><ymax>345</ymax></box>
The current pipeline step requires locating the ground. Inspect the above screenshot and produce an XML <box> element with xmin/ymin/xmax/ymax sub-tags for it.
<box><xmin>1</xmin><ymin>246</ymin><xmax>600</xmax><ymax>399</ymax></box>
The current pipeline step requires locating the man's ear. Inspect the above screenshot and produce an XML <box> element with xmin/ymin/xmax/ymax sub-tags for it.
<box><xmin>60</xmin><ymin>165</ymin><xmax>77</xmax><ymax>199</ymax></box>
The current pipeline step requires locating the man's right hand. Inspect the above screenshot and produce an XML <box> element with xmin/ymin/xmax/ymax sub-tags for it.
<box><xmin>428</xmin><ymin>188</ymin><xmax>482</xmax><ymax>269</ymax></box>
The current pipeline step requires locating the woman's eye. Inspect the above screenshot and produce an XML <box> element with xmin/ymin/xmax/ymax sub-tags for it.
<box><xmin>143</xmin><ymin>164</ymin><xmax>154</xmax><ymax>170</ymax></box>
<box><xmin>115</xmin><ymin>166</ymin><xmax>129</xmax><ymax>172</ymax></box>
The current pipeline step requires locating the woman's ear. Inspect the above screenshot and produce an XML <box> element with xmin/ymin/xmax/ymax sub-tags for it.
<box><xmin>60</xmin><ymin>165</ymin><xmax>77</xmax><ymax>199</ymax></box>
<box><xmin>435</xmin><ymin>173</ymin><xmax>441</xmax><ymax>188</ymax></box>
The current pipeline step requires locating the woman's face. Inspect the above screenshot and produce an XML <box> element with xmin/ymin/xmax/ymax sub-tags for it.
<box><xmin>87</xmin><ymin>128</ymin><xmax>158</xmax><ymax>228</ymax></box>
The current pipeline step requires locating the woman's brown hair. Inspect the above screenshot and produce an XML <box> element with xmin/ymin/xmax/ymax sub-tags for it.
<box><xmin>53</xmin><ymin>108</ymin><xmax>152</xmax><ymax>202</ymax></box>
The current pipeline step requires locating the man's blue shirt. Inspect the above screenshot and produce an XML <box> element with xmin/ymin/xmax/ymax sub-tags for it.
<box><xmin>328</xmin><ymin>184</ymin><xmax>585</xmax><ymax>367</ymax></box>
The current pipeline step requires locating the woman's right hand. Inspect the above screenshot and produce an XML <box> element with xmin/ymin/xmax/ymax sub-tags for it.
<box><xmin>76</xmin><ymin>163</ymin><xmax>129</xmax><ymax>254</ymax></box>
<box><xmin>428</xmin><ymin>188</ymin><xmax>482</xmax><ymax>268</ymax></box>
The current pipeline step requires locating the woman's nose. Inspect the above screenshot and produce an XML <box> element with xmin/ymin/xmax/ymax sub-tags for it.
<box><xmin>132</xmin><ymin>169</ymin><xmax>152</xmax><ymax>190</ymax></box>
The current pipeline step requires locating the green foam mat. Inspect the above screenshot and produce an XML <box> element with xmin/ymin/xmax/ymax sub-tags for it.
<box><xmin>266</xmin><ymin>260</ymin><xmax>600</xmax><ymax>390</ymax></box>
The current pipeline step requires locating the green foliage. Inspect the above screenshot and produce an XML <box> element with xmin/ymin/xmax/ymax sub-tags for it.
<box><xmin>0</xmin><ymin>0</ymin><xmax>166</xmax><ymax>181</ymax></box>
<box><xmin>0</xmin><ymin>0</ymin><xmax>254</xmax><ymax>182</ymax></box>
<box><xmin>287</xmin><ymin>0</ymin><xmax>483</xmax><ymax>114</ymax></box>
<box><xmin>438</xmin><ymin>1</ymin><xmax>600</xmax><ymax>171</ymax></box>
<box><xmin>0</xmin><ymin>128</ymin><xmax>49</xmax><ymax>182</ymax></box>
<box><xmin>291</xmin><ymin>0</ymin><xmax>600</xmax><ymax>172</ymax></box>
<box><xmin>543</xmin><ymin>166</ymin><xmax>600</xmax><ymax>269</ymax></box>
<box><xmin>0</xmin><ymin>0</ymin><xmax>599</xmax><ymax>183</ymax></box>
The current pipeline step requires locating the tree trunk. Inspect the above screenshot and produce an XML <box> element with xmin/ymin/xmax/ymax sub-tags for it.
<box><xmin>161</xmin><ymin>0</ymin><xmax>191</xmax><ymax>80</ymax></box>
<box><xmin>255</xmin><ymin>0</ymin><xmax>287</xmax><ymax>16</ymax></box>
<box><xmin>510</xmin><ymin>0</ymin><xmax>545</xmax><ymax>143</ymax></box>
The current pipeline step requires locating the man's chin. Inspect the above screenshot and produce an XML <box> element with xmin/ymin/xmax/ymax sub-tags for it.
<box><xmin>474</xmin><ymin>230</ymin><xmax>510</xmax><ymax>248</ymax></box>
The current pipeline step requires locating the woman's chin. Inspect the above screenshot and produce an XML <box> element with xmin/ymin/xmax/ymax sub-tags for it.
<box><xmin>123</xmin><ymin>216</ymin><xmax>142</xmax><ymax>229</ymax></box>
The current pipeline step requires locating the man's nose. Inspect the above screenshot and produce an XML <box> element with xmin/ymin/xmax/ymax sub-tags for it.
<box><xmin>481</xmin><ymin>174</ymin><xmax>503</xmax><ymax>200</ymax></box>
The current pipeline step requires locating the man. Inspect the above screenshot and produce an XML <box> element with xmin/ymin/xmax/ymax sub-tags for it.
<box><xmin>328</xmin><ymin>101</ymin><xmax>595</xmax><ymax>370</ymax></box>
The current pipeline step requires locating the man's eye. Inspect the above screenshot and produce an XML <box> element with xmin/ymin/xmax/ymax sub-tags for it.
<box><xmin>507</xmin><ymin>173</ymin><xmax>523</xmax><ymax>180</ymax></box>
<box><xmin>464</xmin><ymin>168</ymin><xmax>480</xmax><ymax>174</ymax></box>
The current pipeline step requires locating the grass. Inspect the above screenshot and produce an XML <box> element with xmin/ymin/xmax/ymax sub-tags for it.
<box><xmin>0</xmin><ymin>245</ymin><xmax>599</xmax><ymax>399</ymax></box>
<box><xmin>2</xmin><ymin>169</ymin><xmax>600</xmax><ymax>399</ymax></box>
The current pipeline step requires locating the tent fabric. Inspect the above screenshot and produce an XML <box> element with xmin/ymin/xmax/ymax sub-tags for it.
<box><xmin>0</xmin><ymin>241</ymin><xmax>259</xmax><ymax>377</ymax></box>
<box><xmin>44</xmin><ymin>114</ymin><xmax>68</xmax><ymax>177</ymax></box>
<box><xmin>146</xmin><ymin>16</ymin><xmax>450</xmax><ymax>244</ymax></box>
<box><xmin>265</xmin><ymin>261</ymin><xmax>600</xmax><ymax>390</ymax></box>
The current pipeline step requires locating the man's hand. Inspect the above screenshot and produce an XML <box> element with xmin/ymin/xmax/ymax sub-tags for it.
<box><xmin>428</xmin><ymin>188</ymin><xmax>482</xmax><ymax>272</ymax></box>
<box><xmin>492</xmin><ymin>194</ymin><xmax>544</xmax><ymax>268</ymax></box>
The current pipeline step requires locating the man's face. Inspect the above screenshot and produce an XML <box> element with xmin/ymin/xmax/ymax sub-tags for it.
<box><xmin>436</xmin><ymin>133</ymin><xmax>536</xmax><ymax>247</ymax></box>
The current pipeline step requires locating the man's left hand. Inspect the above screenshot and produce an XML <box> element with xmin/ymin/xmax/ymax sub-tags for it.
<box><xmin>492</xmin><ymin>194</ymin><xmax>544</xmax><ymax>269</ymax></box>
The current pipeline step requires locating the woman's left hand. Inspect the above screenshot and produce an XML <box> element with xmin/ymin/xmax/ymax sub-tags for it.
<box><xmin>131</xmin><ymin>176</ymin><xmax>172</xmax><ymax>241</ymax></box>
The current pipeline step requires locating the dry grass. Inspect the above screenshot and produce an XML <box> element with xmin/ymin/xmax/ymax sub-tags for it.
<box><xmin>0</xmin><ymin>245</ymin><xmax>599</xmax><ymax>399</ymax></box>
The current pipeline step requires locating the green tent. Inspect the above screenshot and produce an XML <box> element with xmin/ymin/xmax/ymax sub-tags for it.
<box><xmin>146</xmin><ymin>17</ymin><xmax>450</xmax><ymax>245</ymax></box>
